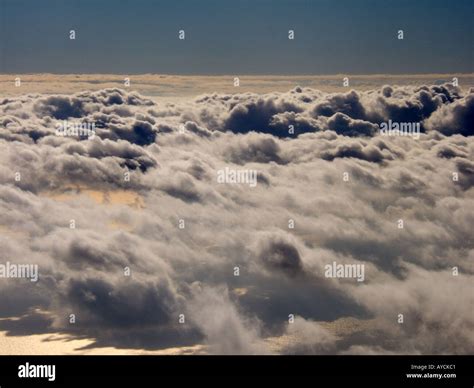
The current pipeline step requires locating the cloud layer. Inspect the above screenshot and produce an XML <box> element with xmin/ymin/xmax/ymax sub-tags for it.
<box><xmin>0</xmin><ymin>84</ymin><xmax>473</xmax><ymax>354</ymax></box>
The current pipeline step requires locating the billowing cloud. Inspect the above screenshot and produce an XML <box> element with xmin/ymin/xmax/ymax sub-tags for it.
<box><xmin>424</xmin><ymin>94</ymin><xmax>474</xmax><ymax>136</ymax></box>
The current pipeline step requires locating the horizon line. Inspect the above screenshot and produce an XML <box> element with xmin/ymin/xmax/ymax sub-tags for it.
<box><xmin>1</xmin><ymin>72</ymin><xmax>473</xmax><ymax>77</ymax></box>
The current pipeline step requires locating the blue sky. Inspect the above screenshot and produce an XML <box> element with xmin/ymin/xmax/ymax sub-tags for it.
<box><xmin>0</xmin><ymin>0</ymin><xmax>472</xmax><ymax>74</ymax></box>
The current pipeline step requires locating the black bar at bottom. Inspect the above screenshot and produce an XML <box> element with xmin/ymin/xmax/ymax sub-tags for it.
<box><xmin>0</xmin><ymin>355</ymin><xmax>472</xmax><ymax>385</ymax></box>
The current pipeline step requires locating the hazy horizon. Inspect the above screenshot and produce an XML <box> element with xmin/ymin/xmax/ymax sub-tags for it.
<box><xmin>2</xmin><ymin>72</ymin><xmax>474</xmax><ymax>97</ymax></box>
